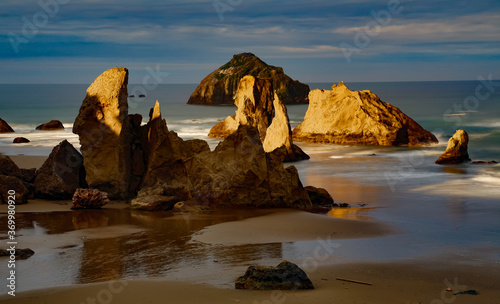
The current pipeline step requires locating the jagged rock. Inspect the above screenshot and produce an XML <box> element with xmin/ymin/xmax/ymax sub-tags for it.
<box><xmin>35</xmin><ymin>120</ymin><xmax>64</xmax><ymax>131</ymax></box>
<box><xmin>73</xmin><ymin>67</ymin><xmax>130</xmax><ymax>199</ymax></box>
<box><xmin>209</xmin><ymin>75</ymin><xmax>309</xmax><ymax>162</ymax></box>
<box><xmin>305</xmin><ymin>186</ymin><xmax>334</xmax><ymax>206</ymax></box>
<box><xmin>34</xmin><ymin>140</ymin><xmax>86</xmax><ymax>199</ymax></box>
<box><xmin>187</xmin><ymin>53</ymin><xmax>309</xmax><ymax>105</ymax></box>
<box><xmin>0</xmin><ymin>248</ymin><xmax>35</xmax><ymax>259</ymax></box>
<box><xmin>0</xmin><ymin>175</ymin><xmax>29</xmax><ymax>204</ymax></box>
<box><xmin>235</xmin><ymin>261</ymin><xmax>314</xmax><ymax>290</ymax></box>
<box><xmin>293</xmin><ymin>83</ymin><xmax>438</xmax><ymax>146</ymax></box>
<box><xmin>19</xmin><ymin>168</ymin><xmax>36</xmax><ymax>183</ymax></box>
<box><xmin>0</xmin><ymin>118</ymin><xmax>14</xmax><ymax>133</ymax></box>
<box><xmin>188</xmin><ymin>125</ymin><xmax>311</xmax><ymax>208</ymax></box>
<box><xmin>71</xmin><ymin>188</ymin><xmax>110</xmax><ymax>209</ymax></box>
<box><xmin>141</xmin><ymin>101</ymin><xmax>211</xmax><ymax>193</ymax></box>
<box><xmin>0</xmin><ymin>155</ymin><xmax>22</xmax><ymax>178</ymax></box>
<box><xmin>435</xmin><ymin>130</ymin><xmax>471</xmax><ymax>164</ymax></box>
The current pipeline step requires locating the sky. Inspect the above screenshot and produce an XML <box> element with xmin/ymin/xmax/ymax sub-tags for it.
<box><xmin>1</xmin><ymin>0</ymin><xmax>499</xmax><ymax>84</ymax></box>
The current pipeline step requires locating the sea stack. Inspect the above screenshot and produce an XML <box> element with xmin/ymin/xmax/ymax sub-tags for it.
<box><xmin>0</xmin><ymin>118</ymin><xmax>14</xmax><ymax>133</ymax></box>
<box><xmin>187</xmin><ymin>53</ymin><xmax>310</xmax><ymax>105</ymax></box>
<box><xmin>73</xmin><ymin>67</ymin><xmax>130</xmax><ymax>199</ymax></box>
<box><xmin>208</xmin><ymin>75</ymin><xmax>309</xmax><ymax>162</ymax></box>
<box><xmin>293</xmin><ymin>83</ymin><xmax>438</xmax><ymax>146</ymax></box>
<box><xmin>435</xmin><ymin>130</ymin><xmax>471</xmax><ymax>164</ymax></box>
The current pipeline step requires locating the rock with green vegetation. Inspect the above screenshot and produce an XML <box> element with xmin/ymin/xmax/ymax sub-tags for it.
<box><xmin>235</xmin><ymin>261</ymin><xmax>314</xmax><ymax>290</ymax></box>
<box><xmin>187</xmin><ymin>53</ymin><xmax>310</xmax><ymax>105</ymax></box>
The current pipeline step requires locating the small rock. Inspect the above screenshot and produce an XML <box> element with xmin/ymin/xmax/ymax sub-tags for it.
<box><xmin>235</xmin><ymin>260</ymin><xmax>314</xmax><ymax>290</ymax></box>
<box><xmin>436</xmin><ymin>130</ymin><xmax>471</xmax><ymax>164</ymax></box>
<box><xmin>13</xmin><ymin>137</ymin><xmax>30</xmax><ymax>143</ymax></box>
<box><xmin>71</xmin><ymin>188</ymin><xmax>110</xmax><ymax>209</ymax></box>
<box><xmin>305</xmin><ymin>186</ymin><xmax>334</xmax><ymax>206</ymax></box>
<box><xmin>0</xmin><ymin>118</ymin><xmax>15</xmax><ymax>133</ymax></box>
<box><xmin>0</xmin><ymin>248</ymin><xmax>35</xmax><ymax>259</ymax></box>
<box><xmin>36</xmin><ymin>120</ymin><xmax>65</xmax><ymax>131</ymax></box>
<box><xmin>471</xmin><ymin>160</ymin><xmax>497</xmax><ymax>165</ymax></box>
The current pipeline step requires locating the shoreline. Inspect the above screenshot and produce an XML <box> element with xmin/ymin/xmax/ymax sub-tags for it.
<box><xmin>1</xmin><ymin>258</ymin><xmax>498</xmax><ymax>304</ymax></box>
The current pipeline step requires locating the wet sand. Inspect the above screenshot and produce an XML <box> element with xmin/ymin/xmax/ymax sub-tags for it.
<box><xmin>1</xmin><ymin>259</ymin><xmax>499</xmax><ymax>304</ymax></box>
<box><xmin>2</xmin><ymin>155</ymin><xmax>500</xmax><ymax>303</ymax></box>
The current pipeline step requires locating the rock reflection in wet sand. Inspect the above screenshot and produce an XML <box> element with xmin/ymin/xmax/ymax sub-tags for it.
<box><xmin>1</xmin><ymin>208</ymin><xmax>283</xmax><ymax>292</ymax></box>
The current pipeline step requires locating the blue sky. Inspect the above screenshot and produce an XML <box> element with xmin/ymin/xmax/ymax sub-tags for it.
<box><xmin>1</xmin><ymin>0</ymin><xmax>499</xmax><ymax>83</ymax></box>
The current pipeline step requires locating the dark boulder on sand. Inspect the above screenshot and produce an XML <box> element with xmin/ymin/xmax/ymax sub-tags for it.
<box><xmin>36</xmin><ymin>120</ymin><xmax>65</xmax><ymax>131</ymax></box>
<box><xmin>305</xmin><ymin>186</ymin><xmax>334</xmax><ymax>207</ymax></box>
<box><xmin>208</xmin><ymin>75</ymin><xmax>309</xmax><ymax>162</ymax></box>
<box><xmin>435</xmin><ymin>130</ymin><xmax>471</xmax><ymax>165</ymax></box>
<box><xmin>0</xmin><ymin>118</ymin><xmax>14</xmax><ymax>133</ymax></box>
<box><xmin>71</xmin><ymin>188</ymin><xmax>110</xmax><ymax>209</ymax></box>
<box><xmin>0</xmin><ymin>175</ymin><xmax>30</xmax><ymax>204</ymax></box>
<box><xmin>0</xmin><ymin>155</ymin><xmax>22</xmax><ymax>178</ymax></box>
<box><xmin>187</xmin><ymin>52</ymin><xmax>309</xmax><ymax>105</ymax></box>
<box><xmin>34</xmin><ymin>140</ymin><xmax>86</xmax><ymax>199</ymax></box>
<box><xmin>235</xmin><ymin>261</ymin><xmax>314</xmax><ymax>290</ymax></box>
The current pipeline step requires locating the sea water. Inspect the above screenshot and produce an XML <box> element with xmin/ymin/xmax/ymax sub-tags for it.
<box><xmin>0</xmin><ymin>81</ymin><xmax>499</xmax><ymax>292</ymax></box>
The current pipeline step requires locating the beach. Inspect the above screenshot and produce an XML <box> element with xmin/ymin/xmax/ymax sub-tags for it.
<box><xmin>1</xmin><ymin>154</ymin><xmax>500</xmax><ymax>303</ymax></box>
<box><xmin>1</xmin><ymin>82</ymin><xmax>499</xmax><ymax>303</ymax></box>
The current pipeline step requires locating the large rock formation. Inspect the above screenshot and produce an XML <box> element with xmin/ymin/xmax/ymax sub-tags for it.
<box><xmin>73</xmin><ymin>67</ymin><xmax>314</xmax><ymax>210</ymax></box>
<box><xmin>235</xmin><ymin>261</ymin><xmax>314</xmax><ymax>290</ymax></box>
<box><xmin>187</xmin><ymin>53</ymin><xmax>310</xmax><ymax>105</ymax></box>
<box><xmin>73</xmin><ymin>67</ymin><xmax>130</xmax><ymax>199</ymax></box>
<box><xmin>0</xmin><ymin>118</ymin><xmax>14</xmax><ymax>133</ymax></box>
<box><xmin>293</xmin><ymin>83</ymin><xmax>438</xmax><ymax>146</ymax></box>
<box><xmin>187</xmin><ymin>125</ymin><xmax>311</xmax><ymax>208</ymax></box>
<box><xmin>137</xmin><ymin>101</ymin><xmax>311</xmax><ymax>209</ymax></box>
<box><xmin>435</xmin><ymin>130</ymin><xmax>471</xmax><ymax>164</ymax></box>
<box><xmin>36</xmin><ymin>120</ymin><xmax>64</xmax><ymax>131</ymax></box>
<box><xmin>208</xmin><ymin>76</ymin><xmax>309</xmax><ymax>162</ymax></box>
<box><xmin>34</xmin><ymin>140</ymin><xmax>86</xmax><ymax>199</ymax></box>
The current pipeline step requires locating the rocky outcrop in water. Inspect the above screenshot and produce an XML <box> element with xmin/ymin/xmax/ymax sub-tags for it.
<box><xmin>13</xmin><ymin>137</ymin><xmax>30</xmax><ymax>143</ymax></box>
<box><xmin>34</xmin><ymin>140</ymin><xmax>86</xmax><ymax>199</ymax></box>
<box><xmin>0</xmin><ymin>118</ymin><xmax>14</xmax><ymax>133</ymax></box>
<box><xmin>208</xmin><ymin>75</ymin><xmax>309</xmax><ymax>162</ymax></box>
<box><xmin>187</xmin><ymin>53</ymin><xmax>309</xmax><ymax>105</ymax></box>
<box><xmin>293</xmin><ymin>83</ymin><xmax>438</xmax><ymax>146</ymax></box>
<box><xmin>36</xmin><ymin>120</ymin><xmax>64</xmax><ymax>131</ymax></box>
<box><xmin>235</xmin><ymin>261</ymin><xmax>314</xmax><ymax>290</ymax></box>
<box><xmin>435</xmin><ymin>130</ymin><xmax>471</xmax><ymax>164</ymax></box>
<box><xmin>73</xmin><ymin>67</ymin><xmax>130</xmax><ymax>199</ymax></box>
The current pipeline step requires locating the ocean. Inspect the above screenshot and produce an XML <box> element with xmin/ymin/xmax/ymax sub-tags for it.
<box><xmin>0</xmin><ymin>81</ymin><xmax>499</xmax><ymax>292</ymax></box>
